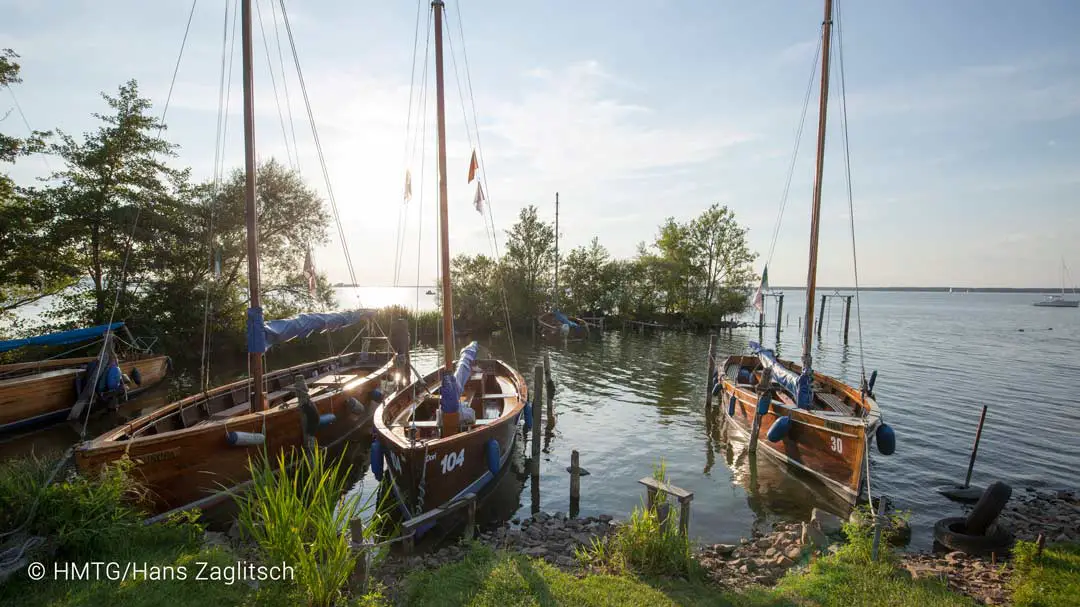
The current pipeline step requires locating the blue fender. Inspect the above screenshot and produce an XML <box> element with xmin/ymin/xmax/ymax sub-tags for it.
<box><xmin>756</xmin><ymin>392</ymin><xmax>773</xmax><ymax>416</ymax></box>
<box><xmin>104</xmin><ymin>364</ymin><xmax>123</xmax><ymax>392</ymax></box>
<box><xmin>371</xmin><ymin>440</ymin><xmax>385</xmax><ymax>481</ymax></box>
<box><xmin>131</xmin><ymin>367</ymin><xmax>143</xmax><ymax>386</ymax></box>
<box><xmin>523</xmin><ymin>401</ymin><xmax>533</xmax><ymax>429</ymax></box>
<box><xmin>711</xmin><ymin>382</ymin><xmax>721</xmax><ymax>396</ymax></box>
<box><xmin>370</xmin><ymin>388</ymin><xmax>384</xmax><ymax>403</ymax></box>
<box><xmin>486</xmin><ymin>439</ymin><xmax>501</xmax><ymax>475</ymax></box>
<box><xmin>767</xmin><ymin>416</ymin><xmax>791</xmax><ymax>442</ymax></box>
<box><xmin>728</xmin><ymin>395</ymin><xmax>736</xmax><ymax>417</ymax></box>
<box><xmin>876</xmin><ymin>423</ymin><xmax>896</xmax><ymax>455</ymax></box>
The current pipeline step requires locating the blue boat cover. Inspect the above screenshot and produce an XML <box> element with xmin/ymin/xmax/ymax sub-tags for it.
<box><xmin>553</xmin><ymin>310</ymin><xmax>579</xmax><ymax>329</ymax></box>
<box><xmin>0</xmin><ymin>322</ymin><xmax>125</xmax><ymax>354</ymax></box>
<box><xmin>263</xmin><ymin>309</ymin><xmax>375</xmax><ymax>347</ymax></box>
<box><xmin>749</xmin><ymin>341</ymin><xmax>813</xmax><ymax>409</ymax></box>
<box><xmin>453</xmin><ymin>341</ymin><xmax>480</xmax><ymax>393</ymax></box>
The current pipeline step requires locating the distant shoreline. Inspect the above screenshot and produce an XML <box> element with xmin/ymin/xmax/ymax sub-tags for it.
<box><xmin>332</xmin><ymin>283</ymin><xmax>1072</xmax><ymax>294</ymax></box>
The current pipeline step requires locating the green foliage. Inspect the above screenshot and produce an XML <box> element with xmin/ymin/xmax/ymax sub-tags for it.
<box><xmin>1010</xmin><ymin>540</ymin><xmax>1080</xmax><ymax>607</ymax></box>
<box><xmin>236</xmin><ymin>447</ymin><xmax>372</xmax><ymax>607</ymax></box>
<box><xmin>840</xmin><ymin>504</ymin><xmax>911</xmax><ymax>565</ymax></box>
<box><xmin>578</xmin><ymin>459</ymin><xmax>693</xmax><ymax>579</ymax></box>
<box><xmin>0</xmin><ymin>452</ymin><xmax>179</xmax><ymax>559</ymax></box>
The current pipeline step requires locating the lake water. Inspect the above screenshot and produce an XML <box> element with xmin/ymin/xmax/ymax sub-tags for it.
<box><xmin>4</xmin><ymin>289</ymin><xmax>1078</xmax><ymax>550</ymax></box>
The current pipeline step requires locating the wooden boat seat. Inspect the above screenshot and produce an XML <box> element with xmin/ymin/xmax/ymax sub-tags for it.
<box><xmin>311</xmin><ymin>374</ymin><xmax>360</xmax><ymax>387</ymax></box>
<box><xmin>816</xmin><ymin>392</ymin><xmax>854</xmax><ymax>416</ymax></box>
<box><xmin>179</xmin><ymin>405</ymin><xmax>202</xmax><ymax>428</ymax></box>
<box><xmin>480</xmin><ymin>392</ymin><xmax>517</xmax><ymax>399</ymax></box>
<box><xmin>209</xmin><ymin>402</ymin><xmax>254</xmax><ymax>421</ymax></box>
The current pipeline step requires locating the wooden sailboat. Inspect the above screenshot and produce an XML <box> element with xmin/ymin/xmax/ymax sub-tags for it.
<box><xmin>371</xmin><ymin>0</ymin><xmax>528</xmax><ymax>528</ymax></box>
<box><xmin>718</xmin><ymin>0</ymin><xmax>895</xmax><ymax>504</ymax></box>
<box><xmin>0</xmin><ymin>323</ymin><xmax>169</xmax><ymax>433</ymax></box>
<box><xmin>1033</xmin><ymin>259</ymin><xmax>1078</xmax><ymax>307</ymax></box>
<box><xmin>74</xmin><ymin>0</ymin><xmax>399</xmax><ymax>516</ymax></box>
<box><xmin>537</xmin><ymin>193</ymin><xmax>590</xmax><ymax>340</ymax></box>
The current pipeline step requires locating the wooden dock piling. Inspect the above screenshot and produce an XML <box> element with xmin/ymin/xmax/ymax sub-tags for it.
<box><xmin>569</xmin><ymin>449</ymin><xmax>581</xmax><ymax>518</ymax></box>
<box><xmin>532</xmin><ymin>364</ymin><xmax>544</xmax><ymax>477</ymax></box>
<box><xmin>705</xmin><ymin>333</ymin><xmax>717</xmax><ymax>409</ymax></box>
<box><xmin>638</xmin><ymin>476</ymin><xmax>694</xmax><ymax>538</ymax></box>
<box><xmin>842</xmin><ymin>295</ymin><xmax>853</xmax><ymax>344</ymax></box>
<box><xmin>775</xmin><ymin>293</ymin><xmax>784</xmax><ymax>343</ymax></box>
<box><xmin>871</xmin><ymin>497</ymin><xmax>887</xmax><ymax>561</ymax></box>
<box><xmin>816</xmin><ymin>294</ymin><xmax>826</xmax><ymax>340</ymax></box>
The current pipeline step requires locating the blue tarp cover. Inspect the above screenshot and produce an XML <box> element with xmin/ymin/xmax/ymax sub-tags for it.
<box><xmin>0</xmin><ymin>322</ymin><xmax>125</xmax><ymax>354</ymax></box>
<box><xmin>453</xmin><ymin>341</ymin><xmax>480</xmax><ymax>393</ymax></box>
<box><xmin>263</xmin><ymin>309</ymin><xmax>375</xmax><ymax>347</ymax></box>
<box><xmin>552</xmin><ymin>310</ymin><xmax>579</xmax><ymax>329</ymax></box>
<box><xmin>749</xmin><ymin>341</ymin><xmax>813</xmax><ymax>409</ymax></box>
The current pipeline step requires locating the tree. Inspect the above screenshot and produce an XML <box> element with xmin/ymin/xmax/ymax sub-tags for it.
<box><xmin>0</xmin><ymin>49</ymin><xmax>71</xmax><ymax>321</ymax></box>
<box><xmin>448</xmin><ymin>253</ymin><xmax>500</xmax><ymax>331</ymax></box>
<box><xmin>502</xmin><ymin>205</ymin><xmax>555</xmax><ymax>323</ymax></box>
<box><xmin>688</xmin><ymin>203</ymin><xmax>756</xmax><ymax>307</ymax></box>
<box><xmin>561</xmin><ymin>237</ymin><xmax>616</xmax><ymax>315</ymax></box>
<box><xmin>40</xmin><ymin>79</ymin><xmax>183</xmax><ymax>327</ymax></box>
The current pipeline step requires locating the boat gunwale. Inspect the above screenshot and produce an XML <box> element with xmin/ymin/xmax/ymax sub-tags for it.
<box><xmin>77</xmin><ymin>352</ymin><xmax>394</xmax><ymax>451</ymax></box>
<box><xmin>373</xmin><ymin>357</ymin><xmax>527</xmax><ymax>452</ymax></box>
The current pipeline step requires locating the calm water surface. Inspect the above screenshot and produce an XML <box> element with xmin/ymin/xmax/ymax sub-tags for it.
<box><xmin>4</xmin><ymin>290</ymin><xmax>1078</xmax><ymax>550</ymax></box>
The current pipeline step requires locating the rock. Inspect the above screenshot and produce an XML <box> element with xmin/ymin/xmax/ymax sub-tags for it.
<box><xmin>511</xmin><ymin>517</ymin><xmax>520</xmax><ymax>525</ymax></box>
<box><xmin>944</xmin><ymin>552</ymin><xmax>964</xmax><ymax>565</ymax></box>
<box><xmin>555</xmin><ymin>555</ymin><xmax>576</xmax><ymax>568</ymax></box>
<box><xmin>805</xmin><ymin>522</ymin><xmax>830</xmax><ymax>549</ymax></box>
<box><xmin>743</xmin><ymin>559</ymin><xmax>757</xmax><ymax>572</ymax></box>
<box><xmin>533</xmin><ymin>511</ymin><xmax>550</xmax><ymax>523</ymax></box>
<box><xmin>775</xmin><ymin>555</ymin><xmax>793</xmax><ymax>567</ymax></box>
<box><xmin>713</xmin><ymin>543</ymin><xmax>737</xmax><ymax>556</ymax></box>
<box><xmin>598</xmin><ymin>514</ymin><xmax>612</xmax><ymax>523</ymax></box>
<box><xmin>554</xmin><ymin>511</ymin><xmax>566</xmax><ymax>521</ymax></box>
<box><xmin>784</xmin><ymin>546</ymin><xmax>802</xmax><ymax>560</ymax></box>
<box><xmin>227</xmin><ymin>522</ymin><xmax>242</xmax><ymax>541</ymax></box>
<box><xmin>524</xmin><ymin>546</ymin><xmax>549</xmax><ymax>557</ymax></box>
<box><xmin>203</xmin><ymin>531</ymin><xmax>229</xmax><ymax>548</ymax></box>
<box><xmin>756</xmin><ymin>537</ymin><xmax>772</xmax><ymax>549</ymax></box>
<box><xmin>738</xmin><ymin>565</ymin><xmax>751</xmax><ymax>575</ymax></box>
<box><xmin>811</xmin><ymin>508</ymin><xmax>844</xmax><ymax>535</ymax></box>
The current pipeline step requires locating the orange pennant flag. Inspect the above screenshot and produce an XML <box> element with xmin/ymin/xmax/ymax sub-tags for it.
<box><xmin>467</xmin><ymin>150</ymin><xmax>478</xmax><ymax>183</ymax></box>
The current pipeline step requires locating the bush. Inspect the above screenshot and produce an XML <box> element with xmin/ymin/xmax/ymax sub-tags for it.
<box><xmin>1011</xmin><ymin>540</ymin><xmax>1080</xmax><ymax>607</ymax></box>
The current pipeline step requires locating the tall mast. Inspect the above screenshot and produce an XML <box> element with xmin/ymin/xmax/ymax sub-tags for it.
<box><xmin>433</xmin><ymin>0</ymin><xmax>455</xmax><ymax>370</ymax></box>
<box><xmin>553</xmin><ymin>192</ymin><xmax>560</xmax><ymax>308</ymax></box>
<box><xmin>241</xmin><ymin>0</ymin><xmax>266</xmax><ymax>410</ymax></box>
<box><xmin>800</xmin><ymin>0</ymin><xmax>834</xmax><ymax>371</ymax></box>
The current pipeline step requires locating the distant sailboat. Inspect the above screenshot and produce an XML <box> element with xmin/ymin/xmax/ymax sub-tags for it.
<box><xmin>1034</xmin><ymin>259</ymin><xmax>1079</xmax><ymax>308</ymax></box>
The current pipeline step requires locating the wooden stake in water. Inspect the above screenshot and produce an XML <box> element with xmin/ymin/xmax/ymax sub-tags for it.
<box><xmin>705</xmin><ymin>333</ymin><xmax>717</xmax><ymax>409</ymax></box>
<box><xmin>775</xmin><ymin>293</ymin><xmax>784</xmax><ymax>343</ymax></box>
<box><xmin>569</xmin><ymin>449</ymin><xmax>581</xmax><ymax>518</ymax></box>
<box><xmin>531</xmin><ymin>365</ymin><xmax>543</xmax><ymax>477</ymax></box>
<box><xmin>964</xmin><ymin>405</ymin><xmax>988</xmax><ymax>488</ymax></box>
<box><xmin>842</xmin><ymin>295</ymin><xmax>853</xmax><ymax>345</ymax></box>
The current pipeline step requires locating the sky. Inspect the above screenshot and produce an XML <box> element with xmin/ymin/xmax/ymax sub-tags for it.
<box><xmin>2</xmin><ymin>0</ymin><xmax>1079</xmax><ymax>289</ymax></box>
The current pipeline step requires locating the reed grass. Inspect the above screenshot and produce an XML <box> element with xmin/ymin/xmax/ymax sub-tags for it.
<box><xmin>236</xmin><ymin>446</ymin><xmax>379</xmax><ymax>607</ymax></box>
<box><xmin>1010</xmin><ymin>540</ymin><xmax>1080</xmax><ymax>607</ymax></box>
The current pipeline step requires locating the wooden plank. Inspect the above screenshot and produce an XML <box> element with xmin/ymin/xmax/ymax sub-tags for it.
<box><xmin>0</xmin><ymin>356</ymin><xmax>98</xmax><ymax>375</ymax></box>
<box><xmin>637</xmin><ymin>476</ymin><xmax>694</xmax><ymax>502</ymax></box>
<box><xmin>311</xmin><ymin>374</ymin><xmax>360</xmax><ymax>387</ymax></box>
<box><xmin>209</xmin><ymin>403</ymin><xmax>254</xmax><ymax>421</ymax></box>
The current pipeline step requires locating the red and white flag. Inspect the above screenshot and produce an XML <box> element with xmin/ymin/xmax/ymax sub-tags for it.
<box><xmin>467</xmin><ymin>150</ymin><xmax>478</xmax><ymax>183</ymax></box>
<box><xmin>473</xmin><ymin>182</ymin><xmax>485</xmax><ymax>214</ymax></box>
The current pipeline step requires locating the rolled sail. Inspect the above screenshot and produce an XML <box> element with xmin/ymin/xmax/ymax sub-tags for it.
<box><xmin>553</xmin><ymin>310</ymin><xmax>579</xmax><ymax>329</ymax></box>
<box><xmin>749</xmin><ymin>341</ymin><xmax>813</xmax><ymax>408</ymax></box>
<box><xmin>453</xmin><ymin>341</ymin><xmax>480</xmax><ymax>392</ymax></box>
<box><xmin>263</xmin><ymin>309</ymin><xmax>375</xmax><ymax>347</ymax></box>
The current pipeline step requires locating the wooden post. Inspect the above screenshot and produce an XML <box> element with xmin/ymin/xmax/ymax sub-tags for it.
<box><xmin>1036</xmin><ymin>534</ymin><xmax>1045</xmax><ymax>558</ymax></box>
<box><xmin>465</xmin><ymin>496</ymin><xmax>476</xmax><ymax>541</ymax></box>
<box><xmin>705</xmin><ymin>333</ymin><xmax>717</xmax><ymax>409</ymax></box>
<box><xmin>679</xmin><ymin>497</ymin><xmax>692</xmax><ymax>538</ymax></box>
<box><xmin>645</xmin><ymin>485</ymin><xmax>658</xmax><ymax>511</ymax></box>
<box><xmin>842</xmin><ymin>295</ymin><xmax>852</xmax><ymax>344</ymax></box>
<box><xmin>348</xmin><ymin>518</ymin><xmax>369</xmax><ymax>593</ymax></box>
<box><xmin>544</xmin><ymin>350</ymin><xmax>554</xmax><ymax>395</ymax></box>
<box><xmin>816</xmin><ymin>294</ymin><xmax>826</xmax><ymax>340</ymax></box>
<box><xmin>775</xmin><ymin>294</ymin><xmax>784</xmax><ymax>343</ymax></box>
<box><xmin>757</xmin><ymin>297</ymin><xmax>765</xmax><ymax>343</ymax></box>
<box><xmin>544</xmin><ymin>353</ymin><xmax>556</xmax><ymax>435</ymax></box>
<box><xmin>531</xmin><ymin>365</ymin><xmax>543</xmax><ymax>476</ymax></box>
<box><xmin>749</xmin><ymin>409</ymin><xmax>762</xmax><ymax>454</ymax></box>
<box><xmin>963</xmin><ymin>405</ymin><xmax>988</xmax><ymax>488</ymax></box>
<box><xmin>871</xmin><ymin>497</ymin><xmax>887</xmax><ymax>561</ymax></box>
<box><xmin>569</xmin><ymin>449</ymin><xmax>581</xmax><ymax>518</ymax></box>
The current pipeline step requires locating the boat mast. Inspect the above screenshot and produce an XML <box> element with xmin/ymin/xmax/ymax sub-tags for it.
<box><xmin>433</xmin><ymin>0</ymin><xmax>455</xmax><ymax>371</ymax></box>
<box><xmin>553</xmin><ymin>192</ymin><xmax>560</xmax><ymax>308</ymax></box>
<box><xmin>241</xmin><ymin>0</ymin><xmax>266</xmax><ymax>410</ymax></box>
<box><xmin>800</xmin><ymin>0</ymin><xmax>834</xmax><ymax>372</ymax></box>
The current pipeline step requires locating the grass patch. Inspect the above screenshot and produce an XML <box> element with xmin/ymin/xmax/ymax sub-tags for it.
<box><xmin>577</xmin><ymin>459</ymin><xmax>693</xmax><ymax>578</ymax></box>
<box><xmin>405</xmin><ymin>543</ymin><xmax>766</xmax><ymax>607</ymax></box>
<box><xmin>1011</xmin><ymin>540</ymin><xmax>1080</xmax><ymax>607</ymax></box>
<box><xmin>236</xmin><ymin>446</ymin><xmax>381</xmax><ymax>607</ymax></box>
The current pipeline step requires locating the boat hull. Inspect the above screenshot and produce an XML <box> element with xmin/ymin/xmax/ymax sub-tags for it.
<box><xmin>75</xmin><ymin>352</ymin><xmax>395</xmax><ymax>515</ymax></box>
<box><xmin>0</xmin><ymin>354</ymin><xmax>170</xmax><ymax>433</ymax></box>
<box><xmin>719</xmin><ymin>355</ymin><xmax>875</xmax><ymax>503</ymax></box>
<box><xmin>373</xmin><ymin>359</ymin><xmax>526</xmax><ymax>522</ymax></box>
<box><xmin>1033</xmin><ymin>300</ymin><xmax>1079</xmax><ymax>307</ymax></box>
<box><xmin>537</xmin><ymin>312</ymin><xmax>590</xmax><ymax>341</ymax></box>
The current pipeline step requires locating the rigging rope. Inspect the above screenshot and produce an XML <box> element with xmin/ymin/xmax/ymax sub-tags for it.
<box><xmin>275</xmin><ymin>0</ymin><xmax>388</xmax><ymax>341</ymax></box>
<box><xmin>412</xmin><ymin>6</ymin><xmax>433</xmax><ymax>360</ymax></box>
<box><xmin>393</xmin><ymin>0</ymin><xmax>429</xmax><ymax>287</ymax></box>
<box><xmin>270</xmin><ymin>0</ymin><xmax>301</xmax><ymax>175</ymax></box>
<box><xmin>254</xmin><ymin>0</ymin><xmax>297</xmax><ymax>171</ymax></box>
<box><xmin>200</xmin><ymin>0</ymin><xmax>237</xmax><ymax>394</ymax></box>
<box><xmin>2</xmin><ymin>85</ymin><xmax>50</xmax><ymax>172</ymax></box>
<box><xmin>81</xmin><ymin>0</ymin><xmax>199</xmax><ymax>437</ymax></box>
<box><xmin>834</xmin><ymin>0</ymin><xmax>868</xmax><ymax>386</ymax></box>
<box><xmin>449</xmin><ymin>2</ymin><xmax>518</xmax><ymax>366</ymax></box>
<box><xmin>764</xmin><ymin>32</ymin><xmax>823</xmax><ymax>268</ymax></box>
